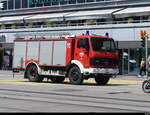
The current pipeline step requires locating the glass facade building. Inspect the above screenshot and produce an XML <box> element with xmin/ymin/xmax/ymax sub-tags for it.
<box><xmin>0</xmin><ymin>0</ymin><xmax>113</xmax><ymax>10</ymax></box>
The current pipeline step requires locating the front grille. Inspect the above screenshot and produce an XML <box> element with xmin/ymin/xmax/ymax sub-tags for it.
<box><xmin>90</xmin><ymin>58</ymin><xmax>118</xmax><ymax>66</ymax></box>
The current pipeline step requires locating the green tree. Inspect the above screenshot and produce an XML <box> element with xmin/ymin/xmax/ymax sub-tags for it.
<box><xmin>27</xmin><ymin>23</ymin><xmax>34</xmax><ymax>28</ymax></box>
<box><xmin>147</xmin><ymin>16</ymin><xmax>150</xmax><ymax>21</ymax></box>
<box><xmin>67</xmin><ymin>21</ymin><xmax>72</xmax><ymax>25</ymax></box>
<box><xmin>11</xmin><ymin>24</ymin><xmax>16</xmax><ymax>29</ymax></box>
<box><xmin>86</xmin><ymin>19</ymin><xmax>97</xmax><ymax>25</ymax></box>
<box><xmin>127</xmin><ymin>18</ymin><xmax>134</xmax><ymax>23</ymax></box>
<box><xmin>0</xmin><ymin>25</ymin><xmax>6</xmax><ymax>29</ymax></box>
<box><xmin>46</xmin><ymin>21</ymin><xmax>54</xmax><ymax>27</ymax></box>
<box><xmin>106</xmin><ymin>18</ymin><xmax>113</xmax><ymax>22</ymax></box>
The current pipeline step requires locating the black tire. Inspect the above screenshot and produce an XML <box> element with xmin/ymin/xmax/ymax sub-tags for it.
<box><xmin>142</xmin><ymin>80</ymin><xmax>150</xmax><ymax>93</ymax></box>
<box><xmin>50</xmin><ymin>76</ymin><xmax>65</xmax><ymax>83</ymax></box>
<box><xmin>95</xmin><ymin>75</ymin><xmax>110</xmax><ymax>85</ymax></box>
<box><xmin>26</xmin><ymin>65</ymin><xmax>43</xmax><ymax>82</ymax></box>
<box><xmin>68</xmin><ymin>66</ymin><xmax>84</xmax><ymax>85</ymax></box>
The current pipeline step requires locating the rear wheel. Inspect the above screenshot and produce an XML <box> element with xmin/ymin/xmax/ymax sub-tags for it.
<box><xmin>50</xmin><ymin>76</ymin><xmax>65</xmax><ymax>83</ymax></box>
<box><xmin>142</xmin><ymin>80</ymin><xmax>150</xmax><ymax>93</ymax></box>
<box><xmin>68</xmin><ymin>66</ymin><xmax>84</xmax><ymax>85</ymax></box>
<box><xmin>26</xmin><ymin>65</ymin><xmax>43</xmax><ymax>82</ymax></box>
<box><xmin>95</xmin><ymin>75</ymin><xmax>110</xmax><ymax>85</ymax></box>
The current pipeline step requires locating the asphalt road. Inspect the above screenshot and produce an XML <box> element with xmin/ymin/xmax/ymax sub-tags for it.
<box><xmin>0</xmin><ymin>70</ymin><xmax>150</xmax><ymax>113</ymax></box>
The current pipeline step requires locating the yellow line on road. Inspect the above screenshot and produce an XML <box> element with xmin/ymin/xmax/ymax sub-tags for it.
<box><xmin>109</xmin><ymin>79</ymin><xmax>143</xmax><ymax>84</ymax></box>
<box><xmin>85</xmin><ymin>79</ymin><xmax>143</xmax><ymax>84</ymax></box>
<box><xmin>0</xmin><ymin>80</ymin><xmax>42</xmax><ymax>85</ymax></box>
<box><xmin>0</xmin><ymin>79</ymin><xmax>144</xmax><ymax>85</ymax></box>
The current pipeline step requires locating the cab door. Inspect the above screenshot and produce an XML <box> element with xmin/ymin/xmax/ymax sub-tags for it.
<box><xmin>74</xmin><ymin>38</ymin><xmax>90</xmax><ymax>68</ymax></box>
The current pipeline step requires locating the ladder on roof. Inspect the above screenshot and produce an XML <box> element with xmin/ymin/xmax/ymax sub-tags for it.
<box><xmin>15</xmin><ymin>32</ymin><xmax>75</xmax><ymax>40</ymax></box>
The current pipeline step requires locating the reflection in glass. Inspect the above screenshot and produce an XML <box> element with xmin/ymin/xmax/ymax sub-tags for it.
<box><xmin>8</xmin><ymin>0</ymin><xmax>14</xmax><ymax>9</ymax></box>
<box><xmin>15</xmin><ymin>0</ymin><xmax>21</xmax><ymax>9</ymax></box>
<box><xmin>91</xmin><ymin>37</ymin><xmax>117</xmax><ymax>52</ymax></box>
<box><xmin>22</xmin><ymin>0</ymin><xmax>28</xmax><ymax>8</ymax></box>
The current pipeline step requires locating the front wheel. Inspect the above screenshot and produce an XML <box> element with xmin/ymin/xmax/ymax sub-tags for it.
<box><xmin>142</xmin><ymin>80</ymin><xmax>150</xmax><ymax>93</ymax></box>
<box><xmin>68</xmin><ymin>66</ymin><xmax>84</xmax><ymax>85</ymax></box>
<box><xmin>95</xmin><ymin>75</ymin><xmax>110</xmax><ymax>85</ymax></box>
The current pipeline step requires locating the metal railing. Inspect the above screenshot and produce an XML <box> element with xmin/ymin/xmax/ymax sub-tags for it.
<box><xmin>0</xmin><ymin>19</ymin><xmax>150</xmax><ymax>30</ymax></box>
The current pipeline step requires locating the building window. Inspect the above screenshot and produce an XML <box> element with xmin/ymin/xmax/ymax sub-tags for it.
<box><xmin>15</xmin><ymin>0</ymin><xmax>21</xmax><ymax>9</ymax></box>
<box><xmin>22</xmin><ymin>0</ymin><xmax>28</xmax><ymax>8</ymax></box>
<box><xmin>87</xmin><ymin>0</ymin><xmax>94</xmax><ymax>2</ymax></box>
<box><xmin>77</xmin><ymin>0</ymin><xmax>85</xmax><ymax>3</ymax></box>
<box><xmin>96</xmin><ymin>0</ymin><xmax>105</xmax><ymax>2</ymax></box>
<box><xmin>52</xmin><ymin>1</ymin><xmax>59</xmax><ymax>6</ymax></box>
<box><xmin>129</xmin><ymin>48</ymin><xmax>140</xmax><ymax>74</ymax></box>
<box><xmin>69</xmin><ymin>0</ymin><xmax>76</xmax><ymax>4</ymax></box>
<box><xmin>8</xmin><ymin>0</ymin><xmax>14</xmax><ymax>9</ymax></box>
<box><xmin>60</xmin><ymin>0</ymin><xmax>68</xmax><ymax>5</ymax></box>
<box><xmin>1</xmin><ymin>1</ymin><xmax>7</xmax><ymax>10</ymax></box>
<box><xmin>44</xmin><ymin>2</ymin><xmax>51</xmax><ymax>6</ymax></box>
<box><xmin>29</xmin><ymin>0</ymin><xmax>36</xmax><ymax>8</ymax></box>
<box><xmin>36</xmin><ymin>3</ymin><xmax>43</xmax><ymax>7</ymax></box>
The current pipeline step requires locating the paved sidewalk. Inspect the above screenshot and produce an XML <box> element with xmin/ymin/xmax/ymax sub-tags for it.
<box><xmin>116</xmin><ymin>74</ymin><xmax>148</xmax><ymax>81</ymax></box>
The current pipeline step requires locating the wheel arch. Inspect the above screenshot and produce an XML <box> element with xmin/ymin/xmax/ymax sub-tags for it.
<box><xmin>71</xmin><ymin>60</ymin><xmax>84</xmax><ymax>73</ymax></box>
<box><xmin>24</xmin><ymin>62</ymin><xmax>41</xmax><ymax>78</ymax></box>
<box><xmin>66</xmin><ymin>60</ymin><xmax>84</xmax><ymax>77</ymax></box>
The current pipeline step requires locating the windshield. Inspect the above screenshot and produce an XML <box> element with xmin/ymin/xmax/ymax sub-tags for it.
<box><xmin>91</xmin><ymin>37</ymin><xmax>117</xmax><ymax>52</ymax></box>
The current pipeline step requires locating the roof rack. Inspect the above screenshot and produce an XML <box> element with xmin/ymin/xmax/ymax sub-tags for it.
<box><xmin>15</xmin><ymin>32</ymin><xmax>75</xmax><ymax>40</ymax></box>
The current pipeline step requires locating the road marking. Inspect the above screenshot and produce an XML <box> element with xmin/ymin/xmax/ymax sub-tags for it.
<box><xmin>109</xmin><ymin>79</ymin><xmax>143</xmax><ymax>84</ymax></box>
<box><xmin>0</xmin><ymin>79</ymin><xmax>144</xmax><ymax>86</ymax></box>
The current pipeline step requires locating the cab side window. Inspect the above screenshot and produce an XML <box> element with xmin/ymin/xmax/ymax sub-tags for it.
<box><xmin>77</xmin><ymin>38</ymin><xmax>89</xmax><ymax>50</ymax></box>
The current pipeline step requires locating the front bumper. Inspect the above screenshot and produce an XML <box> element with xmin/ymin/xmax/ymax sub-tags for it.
<box><xmin>83</xmin><ymin>68</ymin><xmax>119</xmax><ymax>75</ymax></box>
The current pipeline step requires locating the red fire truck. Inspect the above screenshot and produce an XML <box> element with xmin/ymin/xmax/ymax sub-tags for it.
<box><xmin>12</xmin><ymin>32</ymin><xmax>119</xmax><ymax>85</ymax></box>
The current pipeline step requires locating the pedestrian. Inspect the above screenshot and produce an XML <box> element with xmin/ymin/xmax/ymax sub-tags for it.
<box><xmin>138</xmin><ymin>58</ymin><xmax>146</xmax><ymax>77</ymax></box>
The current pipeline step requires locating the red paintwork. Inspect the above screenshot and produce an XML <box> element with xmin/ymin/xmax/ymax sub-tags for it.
<box><xmin>74</xmin><ymin>37</ymin><xmax>90</xmax><ymax>68</ymax></box>
<box><xmin>14</xmin><ymin>34</ymin><xmax>118</xmax><ymax>71</ymax></box>
<box><xmin>25</xmin><ymin>60</ymin><xmax>39</xmax><ymax>67</ymax></box>
<box><xmin>66</xmin><ymin>39</ymin><xmax>75</xmax><ymax>65</ymax></box>
<box><xmin>39</xmin><ymin>65</ymin><xmax>66</xmax><ymax>67</ymax></box>
<box><xmin>72</xmin><ymin>35</ymin><xmax>118</xmax><ymax>68</ymax></box>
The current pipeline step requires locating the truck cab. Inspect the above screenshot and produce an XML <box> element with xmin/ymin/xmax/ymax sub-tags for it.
<box><xmin>68</xmin><ymin>34</ymin><xmax>119</xmax><ymax>84</ymax></box>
